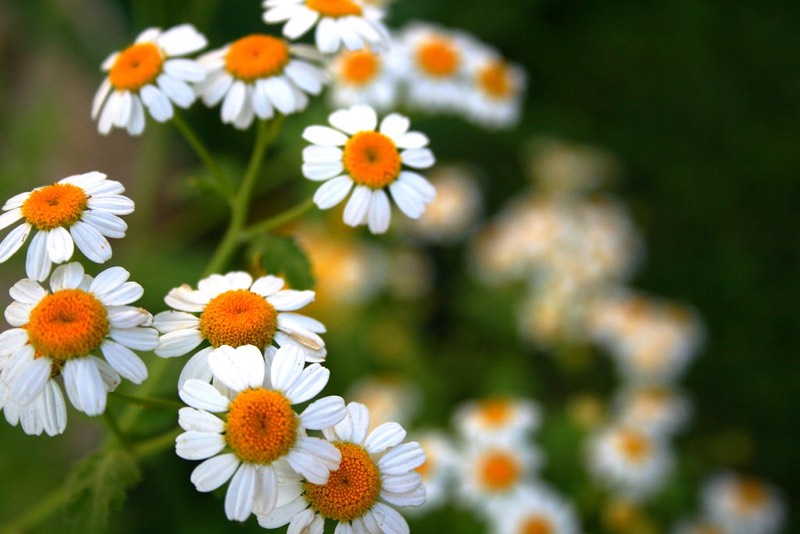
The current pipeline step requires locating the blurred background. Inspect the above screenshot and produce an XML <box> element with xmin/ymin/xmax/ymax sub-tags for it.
<box><xmin>0</xmin><ymin>0</ymin><xmax>797</xmax><ymax>532</ymax></box>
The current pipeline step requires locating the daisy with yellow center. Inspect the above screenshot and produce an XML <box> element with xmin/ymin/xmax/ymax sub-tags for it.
<box><xmin>0</xmin><ymin>262</ymin><xmax>157</xmax><ymax>435</ymax></box>
<box><xmin>403</xmin><ymin>430</ymin><xmax>456</xmax><ymax>515</ymax></box>
<box><xmin>493</xmin><ymin>485</ymin><xmax>580</xmax><ymax>534</ymax></box>
<box><xmin>153</xmin><ymin>271</ymin><xmax>326</xmax><ymax>389</ymax></box>
<box><xmin>702</xmin><ymin>473</ymin><xmax>785</xmax><ymax>534</ymax></box>
<box><xmin>176</xmin><ymin>344</ymin><xmax>346</xmax><ymax>521</ymax></box>
<box><xmin>195</xmin><ymin>34</ymin><xmax>326</xmax><ymax>129</ymax></box>
<box><xmin>453</xmin><ymin>396</ymin><xmax>540</xmax><ymax>444</ymax></box>
<box><xmin>0</xmin><ymin>172</ymin><xmax>134</xmax><ymax>282</ymax></box>
<box><xmin>462</xmin><ymin>43</ymin><xmax>526</xmax><ymax>129</ymax></box>
<box><xmin>92</xmin><ymin>24</ymin><xmax>207</xmax><ymax>135</ymax></box>
<box><xmin>587</xmin><ymin>423</ymin><xmax>673</xmax><ymax>501</ymax></box>
<box><xmin>329</xmin><ymin>47</ymin><xmax>398</xmax><ymax>110</ymax></box>
<box><xmin>262</xmin><ymin>0</ymin><xmax>389</xmax><ymax>54</ymax></box>
<box><xmin>615</xmin><ymin>385</ymin><xmax>691</xmax><ymax>436</ymax></box>
<box><xmin>257</xmin><ymin>401</ymin><xmax>426</xmax><ymax>532</ymax></box>
<box><xmin>302</xmin><ymin>104</ymin><xmax>436</xmax><ymax>234</ymax></box>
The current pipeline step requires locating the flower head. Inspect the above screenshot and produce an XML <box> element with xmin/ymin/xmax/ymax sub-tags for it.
<box><xmin>453</xmin><ymin>396</ymin><xmax>540</xmax><ymax>444</ymax></box>
<box><xmin>176</xmin><ymin>344</ymin><xmax>346</xmax><ymax>521</ymax></box>
<box><xmin>462</xmin><ymin>44</ymin><xmax>526</xmax><ymax>129</ymax></box>
<box><xmin>154</xmin><ymin>271</ymin><xmax>326</xmax><ymax>388</ymax></box>
<box><xmin>302</xmin><ymin>104</ymin><xmax>436</xmax><ymax>234</ymax></box>
<box><xmin>256</xmin><ymin>401</ymin><xmax>426</xmax><ymax>532</ymax></box>
<box><xmin>701</xmin><ymin>473</ymin><xmax>785</xmax><ymax>534</ymax></box>
<box><xmin>329</xmin><ymin>46</ymin><xmax>398</xmax><ymax>110</ymax></box>
<box><xmin>492</xmin><ymin>485</ymin><xmax>581</xmax><ymax>534</ymax></box>
<box><xmin>0</xmin><ymin>172</ymin><xmax>134</xmax><ymax>281</ymax></box>
<box><xmin>262</xmin><ymin>0</ymin><xmax>389</xmax><ymax>54</ymax></box>
<box><xmin>0</xmin><ymin>263</ymin><xmax>157</xmax><ymax>433</ymax></box>
<box><xmin>93</xmin><ymin>24</ymin><xmax>207</xmax><ymax>135</ymax></box>
<box><xmin>196</xmin><ymin>35</ymin><xmax>326</xmax><ymax>129</ymax></box>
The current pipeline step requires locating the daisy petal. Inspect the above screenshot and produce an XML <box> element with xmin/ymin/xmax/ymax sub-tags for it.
<box><xmin>178</xmin><ymin>347</ymin><xmax>214</xmax><ymax>389</ymax></box>
<box><xmin>10</xmin><ymin>357</ymin><xmax>51</xmax><ymax>405</ymax></box>
<box><xmin>178</xmin><ymin>407</ymin><xmax>225</xmax><ymax>433</ymax></box>
<box><xmin>300</xmin><ymin>395</ymin><xmax>345</xmax><ymax>429</ymax></box>
<box><xmin>176</xmin><ymin>430</ymin><xmax>226</xmax><ymax>460</ymax></box>
<box><xmin>179</xmin><ymin>379</ymin><xmax>230</xmax><ymax>412</ymax></box>
<box><xmin>26</xmin><ymin>230</ymin><xmax>51</xmax><ymax>282</ymax></box>
<box><xmin>377</xmin><ymin>442</ymin><xmax>425</xmax><ymax>475</ymax></box>
<box><xmin>191</xmin><ymin>453</ymin><xmax>239</xmax><ymax>492</ymax></box>
<box><xmin>208</xmin><ymin>345</ymin><xmax>265</xmax><ymax>391</ymax></box>
<box><xmin>401</xmin><ymin>148</ymin><xmax>436</xmax><ymax>169</ymax></box>
<box><xmin>367</xmin><ymin>189</ymin><xmax>391</xmax><ymax>234</ymax></box>
<box><xmin>0</xmin><ymin>223</ymin><xmax>31</xmax><ymax>263</ymax></box>
<box><xmin>70</xmin><ymin>221</ymin><xmax>112</xmax><ymax>263</ymax></box>
<box><xmin>365</xmin><ymin>422</ymin><xmax>406</xmax><ymax>454</ymax></box>
<box><xmin>62</xmin><ymin>357</ymin><xmax>106</xmax><ymax>416</ymax></box>
<box><xmin>101</xmin><ymin>340</ymin><xmax>148</xmax><ymax>384</ymax></box>
<box><xmin>370</xmin><ymin>502</ymin><xmax>410</xmax><ymax>534</ymax></box>
<box><xmin>303</xmin><ymin>125</ymin><xmax>349</xmax><ymax>146</ymax></box>
<box><xmin>343</xmin><ymin>185</ymin><xmax>371</xmax><ymax>227</ymax></box>
<box><xmin>284</xmin><ymin>364</ymin><xmax>330</xmax><ymax>405</ymax></box>
<box><xmin>379</xmin><ymin>113</ymin><xmax>410</xmax><ymax>140</ymax></box>
<box><xmin>380</xmin><ymin>485</ymin><xmax>426</xmax><ymax>507</ymax></box>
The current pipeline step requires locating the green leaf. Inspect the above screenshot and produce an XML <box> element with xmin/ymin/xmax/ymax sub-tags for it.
<box><xmin>63</xmin><ymin>447</ymin><xmax>141</xmax><ymax>534</ymax></box>
<box><xmin>248</xmin><ymin>234</ymin><xmax>315</xmax><ymax>290</ymax></box>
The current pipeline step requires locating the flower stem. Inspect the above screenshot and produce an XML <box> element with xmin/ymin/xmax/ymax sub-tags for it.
<box><xmin>102</xmin><ymin>409</ymin><xmax>129</xmax><ymax>450</ymax></box>
<box><xmin>242</xmin><ymin>197</ymin><xmax>315</xmax><ymax>238</ymax></box>
<box><xmin>172</xmin><ymin>111</ymin><xmax>233</xmax><ymax>203</ymax></box>
<box><xmin>113</xmin><ymin>391</ymin><xmax>184</xmax><ymax>410</ymax></box>
<box><xmin>133</xmin><ymin>426</ymin><xmax>183</xmax><ymax>460</ymax></box>
<box><xmin>203</xmin><ymin>116</ymin><xmax>284</xmax><ymax>276</ymax></box>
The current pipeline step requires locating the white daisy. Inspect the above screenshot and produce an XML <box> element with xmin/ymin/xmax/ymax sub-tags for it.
<box><xmin>329</xmin><ymin>46</ymin><xmax>398</xmax><ymax>110</ymax></box>
<box><xmin>0</xmin><ymin>172</ymin><xmax>135</xmax><ymax>282</ymax></box>
<box><xmin>406</xmin><ymin>430</ymin><xmax>457</xmax><ymax>514</ymax></box>
<box><xmin>262</xmin><ymin>0</ymin><xmax>389</xmax><ymax>54</ymax></box>
<box><xmin>0</xmin><ymin>262</ymin><xmax>156</xmax><ymax>427</ymax></box>
<box><xmin>195</xmin><ymin>35</ymin><xmax>326</xmax><ymax>129</ymax></box>
<box><xmin>586</xmin><ymin>423</ymin><xmax>673</xmax><ymax>501</ymax></box>
<box><xmin>257</xmin><ymin>401</ymin><xmax>426</xmax><ymax>533</ymax></box>
<box><xmin>453</xmin><ymin>396</ymin><xmax>540</xmax><ymax>444</ymax></box>
<box><xmin>462</xmin><ymin>43</ymin><xmax>526</xmax><ymax>129</ymax></box>
<box><xmin>92</xmin><ymin>24</ymin><xmax>207</xmax><ymax>135</ymax></box>
<box><xmin>153</xmin><ymin>271</ymin><xmax>327</xmax><ymax>388</ymax></box>
<box><xmin>701</xmin><ymin>473</ymin><xmax>785</xmax><ymax>534</ymax></box>
<box><xmin>491</xmin><ymin>484</ymin><xmax>581</xmax><ymax>534</ymax></box>
<box><xmin>302</xmin><ymin>104</ymin><xmax>436</xmax><ymax>234</ymax></box>
<box><xmin>176</xmin><ymin>344</ymin><xmax>346</xmax><ymax>521</ymax></box>
<box><xmin>614</xmin><ymin>385</ymin><xmax>692</xmax><ymax>436</ymax></box>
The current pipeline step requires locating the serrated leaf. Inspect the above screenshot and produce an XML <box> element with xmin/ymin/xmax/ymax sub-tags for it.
<box><xmin>63</xmin><ymin>447</ymin><xmax>141</xmax><ymax>534</ymax></box>
<box><xmin>248</xmin><ymin>234</ymin><xmax>315</xmax><ymax>290</ymax></box>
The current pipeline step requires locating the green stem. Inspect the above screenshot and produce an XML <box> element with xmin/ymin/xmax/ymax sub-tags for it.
<box><xmin>242</xmin><ymin>197</ymin><xmax>315</xmax><ymax>237</ymax></box>
<box><xmin>113</xmin><ymin>391</ymin><xmax>184</xmax><ymax>410</ymax></box>
<box><xmin>133</xmin><ymin>426</ymin><xmax>183</xmax><ymax>460</ymax></box>
<box><xmin>102</xmin><ymin>409</ymin><xmax>129</xmax><ymax>449</ymax></box>
<box><xmin>203</xmin><ymin>116</ymin><xmax>284</xmax><ymax>276</ymax></box>
<box><xmin>172</xmin><ymin>112</ymin><xmax>232</xmax><ymax>203</ymax></box>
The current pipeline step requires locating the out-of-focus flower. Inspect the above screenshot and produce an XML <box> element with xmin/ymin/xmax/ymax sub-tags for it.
<box><xmin>701</xmin><ymin>473</ymin><xmax>785</xmax><ymax>534</ymax></box>
<box><xmin>329</xmin><ymin>47</ymin><xmax>398</xmax><ymax>110</ymax></box>
<box><xmin>490</xmin><ymin>484</ymin><xmax>581</xmax><ymax>534</ymax></box>
<box><xmin>153</xmin><ymin>271</ymin><xmax>326</xmax><ymax>388</ymax></box>
<box><xmin>176</xmin><ymin>344</ymin><xmax>346</xmax><ymax>521</ymax></box>
<box><xmin>93</xmin><ymin>24</ymin><xmax>207</xmax><ymax>135</ymax></box>
<box><xmin>262</xmin><ymin>0</ymin><xmax>389</xmax><ymax>54</ymax></box>
<box><xmin>672</xmin><ymin>518</ymin><xmax>730</xmax><ymax>534</ymax></box>
<box><xmin>453</xmin><ymin>397</ymin><xmax>540</xmax><ymax>444</ymax></box>
<box><xmin>0</xmin><ymin>263</ymin><xmax>156</xmax><ymax>433</ymax></box>
<box><xmin>385</xmin><ymin>247</ymin><xmax>434</xmax><ymax>299</ymax></box>
<box><xmin>587</xmin><ymin>423</ymin><xmax>673</xmax><ymax>501</ymax></box>
<box><xmin>527</xmin><ymin>137</ymin><xmax>620</xmax><ymax>196</ymax></box>
<box><xmin>405</xmin><ymin>164</ymin><xmax>483</xmax><ymax>243</ymax></box>
<box><xmin>196</xmin><ymin>35</ymin><xmax>326</xmax><ymax>129</ymax></box>
<box><xmin>407</xmin><ymin>430</ymin><xmax>457</xmax><ymax>514</ymax></box>
<box><xmin>346</xmin><ymin>374</ymin><xmax>420</xmax><ymax>431</ymax></box>
<box><xmin>462</xmin><ymin>44</ymin><xmax>526</xmax><ymax>129</ymax></box>
<box><xmin>614</xmin><ymin>385</ymin><xmax>691</xmax><ymax>436</ymax></box>
<box><xmin>516</xmin><ymin>279</ymin><xmax>591</xmax><ymax>349</ymax></box>
<box><xmin>302</xmin><ymin>105</ymin><xmax>436</xmax><ymax>234</ymax></box>
<box><xmin>256</xmin><ymin>401</ymin><xmax>425</xmax><ymax>532</ymax></box>
<box><xmin>0</xmin><ymin>172</ymin><xmax>134</xmax><ymax>281</ymax></box>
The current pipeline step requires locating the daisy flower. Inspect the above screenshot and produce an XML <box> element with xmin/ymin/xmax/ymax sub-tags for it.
<box><xmin>153</xmin><ymin>271</ymin><xmax>326</xmax><ymax>388</ymax></box>
<box><xmin>406</xmin><ymin>430</ymin><xmax>457</xmax><ymax>514</ymax></box>
<box><xmin>614</xmin><ymin>385</ymin><xmax>692</xmax><ymax>436</ymax></box>
<box><xmin>701</xmin><ymin>473</ymin><xmax>785</xmax><ymax>534</ymax></box>
<box><xmin>587</xmin><ymin>423</ymin><xmax>673</xmax><ymax>501</ymax></box>
<box><xmin>453</xmin><ymin>396</ymin><xmax>540</xmax><ymax>444</ymax></box>
<box><xmin>491</xmin><ymin>484</ymin><xmax>581</xmax><ymax>534</ymax></box>
<box><xmin>176</xmin><ymin>344</ymin><xmax>346</xmax><ymax>521</ymax></box>
<box><xmin>92</xmin><ymin>24</ymin><xmax>207</xmax><ymax>135</ymax></box>
<box><xmin>462</xmin><ymin>44</ymin><xmax>526</xmax><ymax>129</ymax></box>
<box><xmin>262</xmin><ymin>0</ymin><xmax>389</xmax><ymax>54</ymax></box>
<box><xmin>302</xmin><ymin>104</ymin><xmax>436</xmax><ymax>234</ymax></box>
<box><xmin>0</xmin><ymin>262</ymin><xmax>156</xmax><ymax>427</ymax></box>
<box><xmin>195</xmin><ymin>35</ymin><xmax>326</xmax><ymax>129</ymax></box>
<box><xmin>0</xmin><ymin>172</ymin><xmax>134</xmax><ymax>282</ymax></box>
<box><xmin>329</xmin><ymin>46</ymin><xmax>398</xmax><ymax>110</ymax></box>
<box><xmin>257</xmin><ymin>401</ymin><xmax>426</xmax><ymax>533</ymax></box>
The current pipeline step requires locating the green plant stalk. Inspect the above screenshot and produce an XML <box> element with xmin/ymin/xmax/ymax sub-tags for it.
<box><xmin>172</xmin><ymin>111</ymin><xmax>233</xmax><ymax>203</ymax></box>
<box><xmin>242</xmin><ymin>196</ymin><xmax>315</xmax><ymax>237</ymax></box>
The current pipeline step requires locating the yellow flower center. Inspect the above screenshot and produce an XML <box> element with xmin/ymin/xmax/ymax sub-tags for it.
<box><xmin>225</xmin><ymin>388</ymin><xmax>298</xmax><ymax>464</ymax></box>
<box><xmin>479</xmin><ymin>450</ymin><xmax>521</xmax><ymax>491</ymax></box>
<box><xmin>306</xmin><ymin>0</ymin><xmax>363</xmax><ymax>18</ymax></box>
<box><xmin>225</xmin><ymin>35</ymin><xmax>290</xmax><ymax>82</ymax></box>
<box><xmin>616</xmin><ymin>429</ymin><xmax>650</xmax><ymax>462</ymax></box>
<box><xmin>304</xmin><ymin>442</ymin><xmax>381</xmax><ymax>522</ymax></box>
<box><xmin>109</xmin><ymin>42</ymin><xmax>164</xmax><ymax>92</ymax></box>
<box><xmin>339</xmin><ymin>49</ymin><xmax>380</xmax><ymax>86</ymax></box>
<box><xmin>735</xmin><ymin>479</ymin><xmax>767</xmax><ymax>513</ymax></box>
<box><xmin>343</xmin><ymin>131</ymin><xmax>401</xmax><ymax>189</ymax></box>
<box><xmin>478</xmin><ymin>61</ymin><xmax>513</xmax><ymax>99</ymax></box>
<box><xmin>199</xmin><ymin>289</ymin><xmax>279</xmax><ymax>349</ymax></box>
<box><xmin>416</xmin><ymin>37</ymin><xmax>459</xmax><ymax>78</ymax></box>
<box><xmin>21</xmin><ymin>183</ymin><xmax>88</xmax><ymax>231</ymax></box>
<box><xmin>26</xmin><ymin>289</ymin><xmax>109</xmax><ymax>362</ymax></box>
<box><xmin>519</xmin><ymin>516</ymin><xmax>554</xmax><ymax>534</ymax></box>
<box><xmin>477</xmin><ymin>398</ymin><xmax>513</xmax><ymax>427</ymax></box>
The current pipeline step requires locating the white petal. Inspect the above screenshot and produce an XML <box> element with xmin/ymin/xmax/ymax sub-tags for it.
<box><xmin>388</xmin><ymin>180</ymin><xmax>426</xmax><ymax>219</ymax></box>
<box><xmin>315</xmin><ymin>17</ymin><xmax>340</xmax><ymax>54</ymax></box>
<box><xmin>398</xmin><ymin>171</ymin><xmax>436</xmax><ymax>202</ymax></box>
<box><xmin>107</xmin><ymin>306</ymin><xmax>152</xmax><ymax>329</ymax></box>
<box><xmin>400</xmin><ymin>148</ymin><xmax>435</xmax><ymax>169</ymax></box>
<box><xmin>70</xmin><ymin>221</ymin><xmax>112</xmax><ymax>263</ymax></box>
<box><xmin>302</xmin><ymin>145</ymin><xmax>342</xmax><ymax>164</ymax></box>
<box><xmin>253</xmin><ymin>80</ymin><xmax>276</xmax><ymax>120</ymax></box>
<box><xmin>191</xmin><ymin>453</ymin><xmax>239</xmax><ymax>492</ymax></box>
<box><xmin>303</xmin><ymin>125</ymin><xmax>349</xmax><ymax>146</ymax></box>
<box><xmin>265</xmin><ymin>76</ymin><xmax>296</xmax><ymax>115</ymax></box>
<box><xmin>284</xmin><ymin>364</ymin><xmax>329</xmax><ymax>405</ymax></box>
<box><xmin>178</xmin><ymin>406</ymin><xmax>225</xmax><ymax>433</ymax></box>
<box><xmin>370</xmin><ymin>502</ymin><xmax>409</xmax><ymax>534</ymax></box>
<box><xmin>395</xmin><ymin>131</ymin><xmax>429</xmax><ymax>149</ymax></box>
<box><xmin>366</xmin><ymin>422</ymin><xmax>406</xmax><ymax>454</ymax></box>
<box><xmin>249</xmin><ymin>275</ymin><xmax>284</xmax><ymax>297</ymax></box>
<box><xmin>101</xmin><ymin>340</ymin><xmax>148</xmax><ymax>384</ymax></box>
<box><xmin>379</xmin><ymin>113</ymin><xmax>410</xmax><ymax>140</ymax></box>
<box><xmin>208</xmin><ymin>345</ymin><xmax>265</xmax><ymax>391</ymax></box>
<box><xmin>92</xmin><ymin>355</ymin><xmax>121</xmax><ymax>392</ymax></box>
<box><xmin>113</xmin><ymin>90</ymin><xmax>132</xmax><ymax>127</ymax></box>
<box><xmin>164</xmin><ymin>285</ymin><xmax>209</xmax><ymax>312</ymax></box>
<box><xmin>157</xmin><ymin>24</ymin><xmax>207</xmax><ymax>56</ymax></box>
<box><xmin>10</xmin><ymin>357</ymin><xmax>51</xmax><ymax>405</ymax></box>
<box><xmin>302</xmin><ymin>162</ymin><xmax>344</xmax><ymax>181</ymax></box>
<box><xmin>367</xmin><ymin>189</ymin><xmax>391</xmax><ymax>234</ymax></box>
<box><xmin>0</xmin><ymin>207</ymin><xmax>23</xmax><ymax>231</ymax></box>
<box><xmin>163</xmin><ymin>58</ymin><xmax>206</xmax><ymax>82</ymax></box>
<box><xmin>96</xmin><ymin>282</ymin><xmax>143</xmax><ymax>307</ymax></box>
<box><xmin>9</xmin><ymin>278</ymin><xmax>46</xmax><ymax>305</ymax></box>
<box><xmin>257</xmin><ymin>496</ymin><xmax>308</xmax><ymax>529</ymax></box>
<box><xmin>127</xmin><ymin>95</ymin><xmax>146</xmax><ymax>135</ymax></box>
<box><xmin>295</xmin><ymin>436</ymin><xmax>341</xmax><ymax>471</ymax></box>
<box><xmin>347</xmin><ymin>104</ymin><xmax>378</xmax><ymax>132</ymax></box>
<box><xmin>380</xmin><ymin>472</ymin><xmax>422</xmax><ymax>494</ymax></box>
<box><xmin>87</xmin><ymin>194</ymin><xmax>134</xmax><ymax>215</ymax></box>
<box><xmin>49</xmin><ymin>262</ymin><xmax>84</xmax><ymax>291</ymax></box>
<box><xmin>153</xmin><ymin>310</ymin><xmax>199</xmax><ymax>332</ymax></box>
<box><xmin>176</xmin><ymin>430</ymin><xmax>226</xmax><ymax>460</ymax></box>
<box><xmin>267</xmin><ymin>289</ymin><xmax>315</xmax><ymax>311</ymax></box>
<box><xmin>202</xmin><ymin>72</ymin><xmax>234</xmax><ymax>107</ymax></box>
<box><xmin>98</xmin><ymin>90</ymin><xmax>123</xmax><ymax>134</ymax></box>
<box><xmin>81</xmin><ymin>211</ymin><xmax>128</xmax><ymax>238</ymax></box>
<box><xmin>135</xmin><ymin>27</ymin><xmax>162</xmax><ymax>44</ymax></box>
<box><xmin>225</xmin><ymin>464</ymin><xmax>257</xmax><ymax>521</ymax></box>
<box><xmin>92</xmin><ymin>78</ymin><xmax>112</xmax><ymax>119</ymax></box>
<box><xmin>343</xmin><ymin>185</ymin><xmax>371</xmax><ymax>227</ymax></box>
<box><xmin>109</xmin><ymin>327</ymin><xmax>157</xmax><ymax>351</ymax></box>
<box><xmin>155</xmin><ymin>329</ymin><xmax>204</xmax><ymax>358</ymax></box>
<box><xmin>140</xmin><ymin>85</ymin><xmax>174</xmax><ymax>122</ymax></box>
<box><xmin>300</xmin><ymin>395</ymin><xmax>345</xmax><ymax>429</ymax></box>
<box><xmin>377</xmin><ymin>442</ymin><xmax>425</xmax><ymax>475</ymax></box>
<box><xmin>89</xmin><ymin>265</ymin><xmax>129</xmax><ymax>294</ymax></box>
<box><xmin>39</xmin><ymin>380</ymin><xmax>67</xmax><ymax>436</ymax></box>
<box><xmin>252</xmin><ymin>465</ymin><xmax>279</xmax><ymax>516</ymax></box>
<box><xmin>285</xmin><ymin>60</ymin><xmax>324</xmax><ymax>94</ymax></box>
<box><xmin>0</xmin><ymin>223</ymin><xmax>31</xmax><ymax>263</ymax></box>
<box><xmin>26</xmin><ymin>230</ymin><xmax>51</xmax><ymax>281</ymax></box>
<box><xmin>278</xmin><ymin>313</ymin><xmax>325</xmax><ymax>334</ymax></box>
<box><xmin>177</xmin><ymin>347</ymin><xmax>214</xmax><ymax>389</ymax></box>
<box><xmin>62</xmin><ymin>357</ymin><xmax>106</xmax><ymax>416</ymax></box>
<box><xmin>262</xmin><ymin>4</ymin><xmax>296</xmax><ymax>23</ymax></box>
<box><xmin>380</xmin><ymin>484</ymin><xmax>426</xmax><ymax>508</ymax></box>
<box><xmin>283</xmin><ymin>8</ymin><xmax>319</xmax><ymax>40</ymax></box>
<box><xmin>179</xmin><ymin>379</ymin><xmax>230</xmax><ymax>412</ymax></box>
<box><xmin>269</xmin><ymin>345</ymin><xmax>305</xmax><ymax>392</ymax></box>
<box><xmin>4</xmin><ymin>301</ymin><xmax>32</xmax><ymax>327</ymax></box>
<box><xmin>337</xmin><ymin>19</ymin><xmax>364</xmax><ymax>51</ymax></box>
<box><xmin>276</xmin><ymin>316</ymin><xmax>326</xmax><ymax>352</ymax></box>
<box><xmin>222</xmin><ymin>81</ymin><xmax>247</xmax><ymax>123</ymax></box>
<box><xmin>158</xmin><ymin>74</ymin><xmax>195</xmax><ymax>108</ymax></box>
